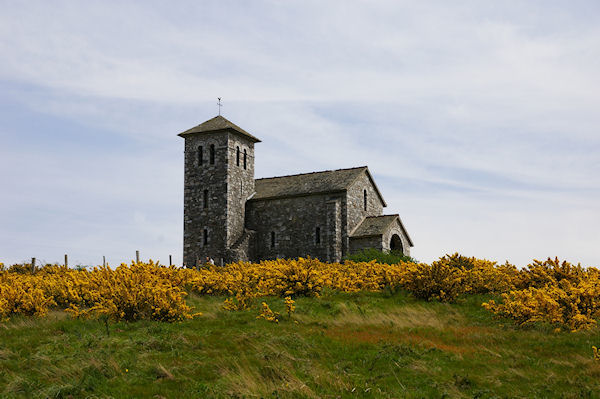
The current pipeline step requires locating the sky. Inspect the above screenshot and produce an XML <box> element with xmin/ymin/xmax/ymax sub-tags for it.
<box><xmin>1</xmin><ymin>0</ymin><xmax>599</xmax><ymax>267</ymax></box>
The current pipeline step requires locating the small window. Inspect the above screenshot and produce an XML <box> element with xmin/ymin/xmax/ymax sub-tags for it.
<box><xmin>198</xmin><ymin>146</ymin><xmax>203</xmax><ymax>166</ymax></box>
<box><xmin>270</xmin><ymin>231</ymin><xmax>275</xmax><ymax>248</ymax></box>
<box><xmin>203</xmin><ymin>228</ymin><xmax>208</xmax><ymax>245</ymax></box>
<box><xmin>243</xmin><ymin>149</ymin><xmax>247</xmax><ymax>170</ymax></box>
<box><xmin>236</xmin><ymin>146</ymin><xmax>240</xmax><ymax>166</ymax></box>
<box><xmin>363</xmin><ymin>189</ymin><xmax>368</xmax><ymax>211</ymax></box>
<box><xmin>203</xmin><ymin>189</ymin><xmax>208</xmax><ymax>209</ymax></box>
<box><xmin>315</xmin><ymin>227</ymin><xmax>321</xmax><ymax>244</ymax></box>
<box><xmin>210</xmin><ymin>144</ymin><xmax>215</xmax><ymax>165</ymax></box>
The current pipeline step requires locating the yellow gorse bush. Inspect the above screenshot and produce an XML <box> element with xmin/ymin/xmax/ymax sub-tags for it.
<box><xmin>1</xmin><ymin>255</ymin><xmax>599</xmax><ymax>331</ymax></box>
<box><xmin>284</xmin><ymin>296</ymin><xmax>295</xmax><ymax>318</ymax></box>
<box><xmin>0</xmin><ymin>261</ymin><xmax>197</xmax><ymax>322</ymax></box>
<box><xmin>482</xmin><ymin>258</ymin><xmax>600</xmax><ymax>331</ymax></box>
<box><xmin>400</xmin><ymin>260</ymin><xmax>464</xmax><ymax>302</ymax></box>
<box><xmin>256</xmin><ymin>302</ymin><xmax>279</xmax><ymax>323</ymax></box>
<box><xmin>0</xmin><ymin>271</ymin><xmax>56</xmax><ymax>319</ymax></box>
<box><xmin>66</xmin><ymin>262</ymin><xmax>198</xmax><ymax>322</ymax></box>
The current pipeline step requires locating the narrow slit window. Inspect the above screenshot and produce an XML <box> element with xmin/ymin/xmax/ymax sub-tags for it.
<box><xmin>243</xmin><ymin>149</ymin><xmax>247</xmax><ymax>170</ymax></box>
<box><xmin>198</xmin><ymin>146</ymin><xmax>203</xmax><ymax>166</ymax></box>
<box><xmin>210</xmin><ymin>144</ymin><xmax>215</xmax><ymax>165</ymax></box>
<box><xmin>203</xmin><ymin>229</ymin><xmax>208</xmax><ymax>246</ymax></box>
<box><xmin>363</xmin><ymin>189</ymin><xmax>368</xmax><ymax>211</ymax></box>
<box><xmin>236</xmin><ymin>146</ymin><xmax>240</xmax><ymax>166</ymax></box>
<box><xmin>203</xmin><ymin>189</ymin><xmax>208</xmax><ymax>209</ymax></box>
<box><xmin>270</xmin><ymin>231</ymin><xmax>275</xmax><ymax>248</ymax></box>
<box><xmin>315</xmin><ymin>227</ymin><xmax>321</xmax><ymax>244</ymax></box>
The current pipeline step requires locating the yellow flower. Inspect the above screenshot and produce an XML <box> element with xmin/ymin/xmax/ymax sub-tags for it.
<box><xmin>256</xmin><ymin>302</ymin><xmax>279</xmax><ymax>323</ymax></box>
<box><xmin>2</xmin><ymin>255</ymin><xmax>599</xmax><ymax>334</ymax></box>
<box><xmin>284</xmin><ymin>296</ymin><xmax>296</xmax><ymax>318</ymax></box>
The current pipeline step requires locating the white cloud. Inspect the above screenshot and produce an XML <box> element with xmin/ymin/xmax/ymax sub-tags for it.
<box><xmin>0</xmin><ymin>1</ymin><xmax>599</xmax><ymax>267</ymax></box>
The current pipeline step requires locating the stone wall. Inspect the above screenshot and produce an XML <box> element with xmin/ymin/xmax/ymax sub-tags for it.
<box><xmin>226</xmin><ymin>229</ymin><xmax>256</xmax><ymax>262</ymax></box>
<box><xmin>349</xmin><ymin>236</ymin><xmax>383</xmax><ymax>253</ymax></box>
<box><xmin>381</xmin><ymin>220</ymin><xmax>411</xmax><ymax>257</ymax></box>
<box><xmin>348</xmin><ymin>220</ymin><xmax>412</xmax><ymax>257</ymax></box>
<box><xmin>225</xmin><ymin>133</ymin><xmax>256</xmax><ymax>249</ymax></box>
<box><xmin>182</xmin><ymin>131</ymin><xmax>256</xmax><ymax>266</ymax></box>
<box><xmin>344</xmin><ymin>171</ymin><xmax>385</xmax><ymax>256</ymax></box>
<box><xmin>245</xmin><ymin>193</ymin><xmax>344</xmax><ymax>262</ymax></box>
<box><xmin>325</xmin><ymin>199</ymin><xmax>342</xmax><ymax>262</ymax></box>
<box><xmin>183</xmin><ymin>132</ymin><xmax>229</xmax><ymax>266</ymax></box>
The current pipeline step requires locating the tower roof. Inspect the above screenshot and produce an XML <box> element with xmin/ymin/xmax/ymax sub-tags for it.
<box><xmin>178</xmin><ymin>115</ymin><xmax>261</xmax><ymax>143</ymax></box>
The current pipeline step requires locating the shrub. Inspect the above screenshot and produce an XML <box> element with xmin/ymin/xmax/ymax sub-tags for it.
<box><xmin>66</xmin><ymin>262</ymin><xmax>198</xmax><ymax>323</ymax></box>
<box><xmin>400</xmin><ymin>261</ymin><xmax>465</xmax><ymax>302</ymax></box>
<box><xmin>344</xmin><ymin>248</ymin><xmax>417</xmax><ymax>265</ymax></box>
<box><xmin>2</xmin><ymin>255</ymin><xmax>599</xmax><ymax>332</ymax></box>
<box><xmin>256</xmin><ymin>302</ymin><xmax>279</xmax><ymax>323</ymax></box>
<box><xmin>483</xmin><ymin>261</ymin><xmax>600</xmax><ymax>331</ymax></box>
<box><xmin>439</xmin><ymin>253</ymin><xmax>476</xmax><ymax>270</ymax></box>
<box><xmin>523</xmin><ymin>257</ymin><xmax>586</xmax><ymax>288</ymax></box>
<box><xmin>7</xmin><ymin>262</ymin><xmax>37</xmax><ymax>274</ymax></box>
<box><xmin>0</xmin><ymin>272</ymin><xmax>56</xmax><ymax>319</ymax></box>
<box><xmin>284</xmin><ymin>296</ymin><xmax>296</xmax><ymax>318</ymax></box>
<box><xmin>261</xmin><ymin>257</ymin><xmax>326</xmax><ymax>297</ymax></box>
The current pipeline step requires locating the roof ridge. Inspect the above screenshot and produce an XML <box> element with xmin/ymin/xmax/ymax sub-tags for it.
<box><xmin>256</xmin><ymin>166</ymin><xmax>367</xmax><ymax>181</ymax></box>
<box><xmin>365</xmin><ymin>214</ymin><xmax>399</xmax><ymax>219</ymax></box>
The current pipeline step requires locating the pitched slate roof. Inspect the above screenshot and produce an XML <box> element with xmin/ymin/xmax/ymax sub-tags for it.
<box><xmin>351</xmin><ymin>214</ymin><xmax>414</xmax><ymax>247</ymax></box>
<box><xmin>178</xmin><ymin>115</ymin><xmax>261</xmax><ymax>143</ymax></box>
<box><xmin>252</xmin><ymin>166</ymin><xmax>369</xmax><ymax>200</ymax></box>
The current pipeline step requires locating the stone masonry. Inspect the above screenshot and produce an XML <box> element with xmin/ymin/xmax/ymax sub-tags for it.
<box><xmin>179</xmin><ymin>115</ymin><xmax>413</xmax><ymax>266</ymax></box>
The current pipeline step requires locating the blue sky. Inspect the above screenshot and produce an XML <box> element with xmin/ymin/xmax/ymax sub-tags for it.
<box><xmin>1</xmin><ymin>1</ymin><xmax>599</xmax><ymax>267</ymax></box>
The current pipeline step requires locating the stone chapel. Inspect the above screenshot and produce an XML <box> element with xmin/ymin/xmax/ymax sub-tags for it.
<box><xmin>179</xmin><ymin>115</ymin><xmax>413</xmax><ymax>266</ymax></box>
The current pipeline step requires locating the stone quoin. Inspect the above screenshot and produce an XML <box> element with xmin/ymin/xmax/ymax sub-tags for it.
<box><xmin>179</xmin><ymin>115</ymin><xmax>413</xmax><ymax>266</ymax></box>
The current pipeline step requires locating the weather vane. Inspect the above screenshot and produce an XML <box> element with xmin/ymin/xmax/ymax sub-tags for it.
<box><xmin>217</xmin><ymin>97</ymin><xmax>222</xmax><ymax>116</ymax></box>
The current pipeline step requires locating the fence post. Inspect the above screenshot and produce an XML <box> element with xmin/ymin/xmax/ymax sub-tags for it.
<box><xmin>31</xmin><ymin>257</ymin><xmax>36</xmax><ymax>273</ymax></box>
<box><xmin>136</xmin><ymin>250</ymin><xmax>140</xmax><ymax>263</ymax></box>
<box><xmin>169</xmin><ymin>255</ymin><xmax>172</xmax><ymax>266</ymax></box>
<box><xmin>64</xmin><ymin>254</ymin><xmax>68</xmax><ymax>268</ymax></box>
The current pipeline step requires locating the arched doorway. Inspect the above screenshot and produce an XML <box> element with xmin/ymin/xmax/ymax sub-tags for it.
<box><xmin>390</xmin><ymin>234</ymin><xmax>403</xmax><ymax>254</ymax></box>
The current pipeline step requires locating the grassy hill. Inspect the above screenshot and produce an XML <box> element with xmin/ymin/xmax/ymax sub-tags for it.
<box><xmin>2</xmin><ymin>290</ymin><xmax>599</xmax><ymax>398</ymax></box>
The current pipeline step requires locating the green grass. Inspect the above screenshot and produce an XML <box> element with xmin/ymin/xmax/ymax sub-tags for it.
<box><xmin>1</xmin><ymin>291</ymin><xmax>600</xmax><ymax>398</ymax></box>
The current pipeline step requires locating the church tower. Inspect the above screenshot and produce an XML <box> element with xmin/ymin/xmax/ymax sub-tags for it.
<box><xmin>178</xmin><ymin>116</ymin><xmax>261</xmax><ymax>266</ymax></box>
